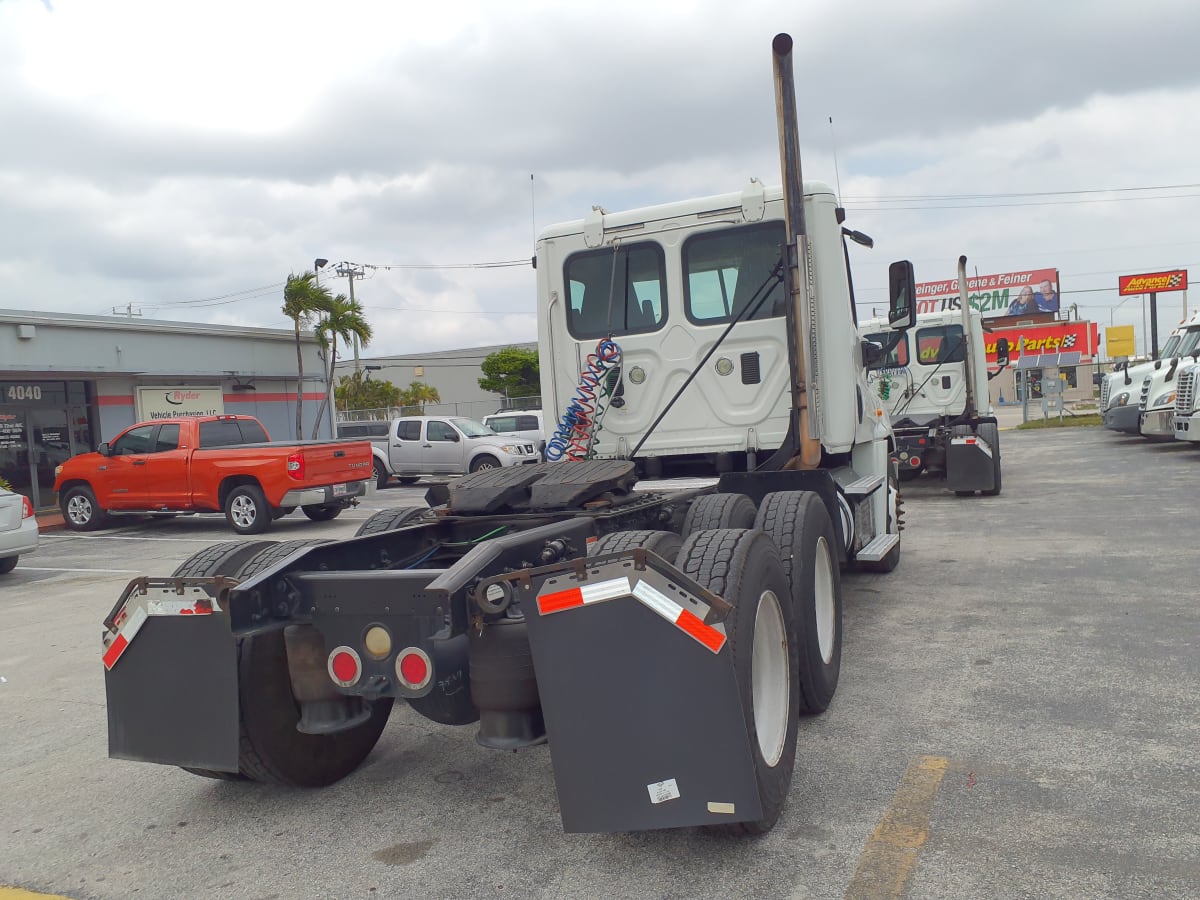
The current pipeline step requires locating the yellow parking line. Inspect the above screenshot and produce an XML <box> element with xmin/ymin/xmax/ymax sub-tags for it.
<box><xmin>844</xmin><ymin>754</ymin><xmax>950</xmax><ymax>900</ymax></box>
<box><xmin>0</xmin><ymin>888</ymin><xmax>74</xmax><ymax>899</ymax></box>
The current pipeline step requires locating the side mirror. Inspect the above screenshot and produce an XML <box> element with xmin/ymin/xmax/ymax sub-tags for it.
<box><xmin>861</xmin><ymin>339</ymin><xmax>886</xmax><ymax>370</ymax></box>
<box><xmin>98</xmin><ymin>442</ymin><xmax>111</xmax><ymax>457</ymax></box>
<box><xmin>995</xmin><ymin>337</ymin><xmax>1010</xmax><ymax>368</ymax></box>
<box><xmin>887</xmin><ymin>260</ymin><xmax>916</xmax><ymax>331</ymax></box>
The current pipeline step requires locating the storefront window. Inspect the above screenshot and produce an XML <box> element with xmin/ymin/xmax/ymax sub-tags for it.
<box><xmin>0</xmin><ymin>380</ymin><xmax>95</xmax><ymax>508</ymax></box>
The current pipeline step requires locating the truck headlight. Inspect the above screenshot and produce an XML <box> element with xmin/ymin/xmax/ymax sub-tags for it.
<box><xmin>1113</xmin><ymin>393</ymin><xmax>1130</xmax><ymax>408</ymax></box>
<box><xmin>1152</xmin><ymin>391</ymin><xmax>1176</xmax><ymax>408</ymax></box>
<box><xmin>500</xmin><ymin>444</ymin><xmax>523</xmax><ymax>455</ymax></box>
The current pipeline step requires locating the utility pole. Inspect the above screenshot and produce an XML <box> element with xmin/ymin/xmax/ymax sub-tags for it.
<box><xmin>335</xmin><ymin>262</ymin><xmax>366</xmax><ymax>372</ymax></box>
<box><xmin>113</xmin><ymin>304</ymin><xmax>142</xmax><ymax>318</ymax></box>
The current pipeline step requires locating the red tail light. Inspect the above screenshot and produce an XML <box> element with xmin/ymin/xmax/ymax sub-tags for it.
<box><xmin>21</xmin><ymin>496</ymin><xmax>34</xmax><ymax>519</ymax></box>
<box><xmin>395</xmin><ymin>647</ymin><xmax>432</xmax><ymax>691</ymax></box>
<box><xmin>327</xmin><ymin>646</ymin><xmax>362</xmax><ymax>687</ymax></box>
<box><xmin>287</xmin><ymin>450</ymin><xmax>305</xmax><ymax>480</ymax></box>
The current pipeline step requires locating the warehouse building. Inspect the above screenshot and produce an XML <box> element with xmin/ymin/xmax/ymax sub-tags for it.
<box><xmin>0</xmin><ymin>308</ymin><xmax>331</xmax><ymax>510</ymax></box>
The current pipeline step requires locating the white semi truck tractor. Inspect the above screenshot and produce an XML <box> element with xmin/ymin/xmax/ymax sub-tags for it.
<box><xmin>858</xmin><ymin>257</ymin><xmax>1010</xmax><ymax>496</ymax></box>
<box><xmin>1132</xmin><ymin>312</ymin><xmax>1200</xmax><ymax>440</ymax></box>
<box><xmin>1100</xmin><ymin>321</ymin><xmax>1188</xmax><ymax>434</ymax></box>
<box><xmin>98</xmin><ymin>34</ymin><xmax>915</xmax><ymax>837</ymax></box>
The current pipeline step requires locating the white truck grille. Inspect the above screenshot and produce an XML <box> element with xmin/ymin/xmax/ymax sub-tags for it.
<box><xmin>1139</xmin><ymin>375</ymin><xmax>1152</xmax><ymax>410</ymax></box>
<box><xmin>1176</xmin><ymin>366</ymin><xmax>1196</xmax><ymax>415</ymax></box>
<box><xmin>1100</xmin><ymin>376</ymin><xmax>1111</xmax><ymax>410</ymax></box>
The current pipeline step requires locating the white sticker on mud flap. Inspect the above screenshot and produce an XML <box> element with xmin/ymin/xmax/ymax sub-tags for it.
<box><xmin>647</xmin><ymin>778</ymin><xmax>680</xmax><ymax>804</ymax></box>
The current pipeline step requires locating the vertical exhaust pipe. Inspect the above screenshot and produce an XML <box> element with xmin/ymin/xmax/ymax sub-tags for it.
<box><xmin>957</xmin><ymin>255</ymin><xmax>978</xmax><ymax>418</ymax></box>
<box><xmin>772</xmin><ymin>33</ymin><xmax>823</xmax><ymax>469</ymax></box>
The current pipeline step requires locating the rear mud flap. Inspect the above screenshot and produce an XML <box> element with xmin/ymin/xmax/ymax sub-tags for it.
<box><xmin>503</xmin><ymin>555</ymin><xmax>762</xmax><ymax>833</ymax></box>
<box><xmin>946</xmin><ymin>436</ymin><xmax>996</xmax><ymax>492</ymax></box>
<box><xmin>105</xmin><ymin>612</ymin><xmax>240</xmax><ymax>772</ymax></box>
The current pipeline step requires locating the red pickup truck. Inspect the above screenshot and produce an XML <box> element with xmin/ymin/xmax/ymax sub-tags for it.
<box><xmin>53</xmin><ymin>415</ymin><xmax>373</xmax><ymax>535</ymax></box>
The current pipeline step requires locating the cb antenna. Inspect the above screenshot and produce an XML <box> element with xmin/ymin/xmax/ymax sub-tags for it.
<box><xmin>828</xmin><ymin>116</ymin><xmax>843</xmax><ymax>201</ymax></box>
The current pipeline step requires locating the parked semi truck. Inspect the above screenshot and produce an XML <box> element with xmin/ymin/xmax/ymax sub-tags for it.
<box><xmin>1100</xmin><ymin>320</ymin><xmax>1189</xmax><ymax>434</ymax></box>
<box><xmin>1132</xmin><ymin>312</ymin><xmax>1200</xmax><ymax>440</ymax></box>
<box><xmin>859</xmin><ymin>257</ymin><xmax>1009</xmax><ymax>496</ymax></box>
<box><xmin>1172</xmin><ymin>357</ymin><xmax>1200</xmax><ymax>440</ymax></box>
<box><xmin>100</xmin><ymin>34</ymin><xmax>914</xmax><ymax>835</ymax></box>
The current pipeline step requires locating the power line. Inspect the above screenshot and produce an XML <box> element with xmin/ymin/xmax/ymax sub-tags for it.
<box><xmin>846</xmin><ymin>193</ymin><xmax>1200</xmax><ymax>212</ymax></box>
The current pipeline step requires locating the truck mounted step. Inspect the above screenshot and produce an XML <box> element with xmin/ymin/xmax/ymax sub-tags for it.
<box><xmin>855</xmin><ymin>532</ymin><xmax>899</xmax><ymax>562</ymax></box>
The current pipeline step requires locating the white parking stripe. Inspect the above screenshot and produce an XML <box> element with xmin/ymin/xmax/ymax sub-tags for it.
<box><xmin>15</xmin><ymin>566</ymin><xmax>143</xmax><ymax>573</ymax></box>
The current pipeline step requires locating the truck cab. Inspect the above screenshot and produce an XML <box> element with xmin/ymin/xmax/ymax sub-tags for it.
<box><xmin>1101</xmin><ymin>324</ymin><xmax>1188</xmax><ymax>433</ymax></box>
<box><xmin>1128</xmin><ymin>313</ymin><xmax>1200</xmax><ymax>439</ymax></box>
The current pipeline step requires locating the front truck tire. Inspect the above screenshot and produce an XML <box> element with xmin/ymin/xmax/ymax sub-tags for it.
<box><xmin>61</xmin><ymin>484</ymin><xmax>108</xmax><ymax>531</ymax></box>
<box><xmin>754</xmin><ymin>492</ymin><xmax>843</xmax><ymax>713</ymax></box>
<box><xmin>677</xmin><ymin>528</ymin><xmax>799</xmax><ymax>835</ymax></box>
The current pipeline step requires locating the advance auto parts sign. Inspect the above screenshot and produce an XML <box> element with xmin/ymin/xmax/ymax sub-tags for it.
<box><xmin>137</xmin><ymin>387</ymin><xmax>225</xmax><ymax>420</ymax></box>
<box><xmin>984</xmin><ymin>322</ymin><xmax>1098</xmax><ymax>364</ymax></box>
<box><xmin>916</xmin><ymin>268</ymin><xmax>1060</xmax><ymax>319</ymax></box>
<box><xmin>1118</xmin><ymin>269</ymin><xmax>1187</xmax><ymax>296</ymax></box>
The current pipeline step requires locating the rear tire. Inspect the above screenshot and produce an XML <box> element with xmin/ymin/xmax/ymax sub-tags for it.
<box><xmin>397</xmin><ymin>476</ymin><xmax>421</xmax><ymax>485</ymax></box>
<box><xmin>980</xmin><ymin>422</ymin><xmax>1002</xmax><ymax>496</ymax></box>
<box><xmin>0</xmin><ymin>556</ymin><xmax>18</xmax><ymax>574</ymax></box>
<box><xmin>355</xmin><ymin>505</ymin><xmax>426</xmax><ymax>537</ymax></box>
<box><xmin>754</xmin><ymin>492</ymin><xmax>843</xmax><ymax>713</ymax></box>
<box><xmin>225</xmin><ymin>484</ymin><xmax>272</xmax><ymax>535</ymax></box>
<box><xmin>588</xmin><ymin>529</ymin><xmax>682</xmax><ymax>562</ymax></box>
<box><xmin>373</xmin><ymin>460</ymin><xmax>389</xmax><ymax>490</ymax></box>
<box><xmin>301</xmin><ymin>504</ymin><xmax>342</xmax><ymax>522</ymax></box>
<box><xmin>171</xmin><ymin>538</ymin><xmax>278</xmax><ymax>780</ymax></box>
<box><xmin>682</xmin><ymin>493</ymin><xmax>757</xmax><ymax>538</ymax></box>
<box><xmin>677</xmin><ymin>529</ymin><xmax>799</xmax><ymax>835</ymax></box>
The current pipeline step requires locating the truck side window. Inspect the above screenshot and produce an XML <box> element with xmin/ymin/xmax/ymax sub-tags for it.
<box><xmin>198</xmin><ymin>420</ymin><xmax>243</xmax><ymax>447</ymax></box>
<box><xmin>111</xmin><ymin>425</ymin><xmax>155</xmax><ymax>455</ymax></box>
<box><xmin>564</xmin><ymin>242</ymin><xmax>666</xmax><ymax>340</ymax></box>
<box><xmin>866</xmin><ymin>332</ymin><xmax>910</xmax><ymax>368</ymax></box>
<box><xmin>238</xmin><ymin>420</ymin><xmax>269</xmax><ymax>443</ymax></box>
<box><xmin>487</xmin><ymin>416</ymin><xmax>517</xmax><ymax>432</ymax></box>
<box><xmin>916</xmin><ymin>325</ymin><xmax>966</xmax><ymax>365</ymax></box>
<box><xmin>516</xmin><ymin>415</ymin><xmax>539</xmax><ymax>430</ymax></box>
<box><xmin>683</xmin><ymin>221</ymin><xmax>786</xmax><ymax>325</ymax></box>
<box><xmin>153</xmin><ymin>424</ymin><xmax>181</xmax><ymax>452</ymax></box>
<box><xmin>396</xmin><ymin>421</ymin><xmax>421</xmax><ymax>441</ymax></box>
<box><xmin>427</xmin><ymin>421</ymin><xmax>457</xmax><ymax>442</ymax></box>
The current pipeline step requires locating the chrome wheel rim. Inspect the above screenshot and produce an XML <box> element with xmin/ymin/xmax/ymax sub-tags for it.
<box><xmin>814</xmin><ymin>536</ymin><xmax>836</xmax><ymax>664</ymax></box>
<box><xmin>230</xmin><ymin>495</ymin><xmax>257</xmax><ymax>528</ymax></box>
<box><xmin>752</xmin><ymin>588</ymin><xmax>790</xmax><ymax>767</ymax></box>
<box><xmin>66</xmin><ymin>494</ymin><xmax>92</xmax><ymax>525</ymax></box>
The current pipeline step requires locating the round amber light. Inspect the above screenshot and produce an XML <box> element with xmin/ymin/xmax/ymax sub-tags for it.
<box><xmin>364</xmin><ymin>625</ymin><xmax>392</xmax><ymax>660</ymax></box>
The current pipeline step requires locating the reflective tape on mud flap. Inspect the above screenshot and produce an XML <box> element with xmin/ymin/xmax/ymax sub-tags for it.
<box><xmin>536</xmin><ymin>575</ymin><xmax>727</xmax><ymax>654</ymax></box>
<box><xmin>103</xmin><ymin>585</ymin><xmax>223</xmax><ymax>671</ymax></box>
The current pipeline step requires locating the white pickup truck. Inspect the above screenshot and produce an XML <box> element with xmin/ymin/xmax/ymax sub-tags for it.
<box><xmin>361</xmin><ymin>415</ymin><xmax>540</xmax><ymax>488</ymax></box>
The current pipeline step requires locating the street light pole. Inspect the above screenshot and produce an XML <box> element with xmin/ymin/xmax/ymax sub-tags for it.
<box><xmin>314</xmin><ymin>258</ymin><xmax>335</xmax><ymax>439</ymax></box>
<box><xmin>335</xmin><ymin>262</ymin><xmax>366</xmax><ymax>373</ymax></box>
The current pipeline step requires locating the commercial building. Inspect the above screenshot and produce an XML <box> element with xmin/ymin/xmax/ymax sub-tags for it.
<box><xmin>0</xmin><ymin>308</ymin><xmax>331</xmax><ymax>510</ymax></box>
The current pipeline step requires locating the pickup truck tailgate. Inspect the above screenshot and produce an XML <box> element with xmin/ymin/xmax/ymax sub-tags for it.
<box><xmin>298</xmin><ymin>441</ymin><xmax>373</xmax><ymax>485</ymax></box>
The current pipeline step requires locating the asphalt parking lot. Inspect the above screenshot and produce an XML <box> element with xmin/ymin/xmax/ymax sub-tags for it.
<box><xmin>2</xmin><ymin>430</ymin><xmax>1198</xmax><ymax>900</ymax></box>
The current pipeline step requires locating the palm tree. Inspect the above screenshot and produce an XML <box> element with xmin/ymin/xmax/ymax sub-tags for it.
<box><xmin>282</xmin><ymin>272</ymin><xmax>334</xmax><ymax>439</ymax></box>
<box><xmin>311</xmin><ymin>294</ymin><xmax>373</xmax><ymax>437</ymax></box>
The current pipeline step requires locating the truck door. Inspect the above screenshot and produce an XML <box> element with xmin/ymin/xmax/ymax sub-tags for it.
<box><xmin>388</xmin><ymin>419</ymin><xmax>425</xmax><ymax>474</ymax></box>
<box><xmin>423</xmin><ymin>419</ymin><xmax>466</xmax><ymax>473</ymax></box>
<box><xmin>100</xmin><ymin>424</ymin><xmax>158</xmax><ymax>509</ymax></box>
<box><xmin>141</xmin><ymin>423</ymin><xmax>189</xmax><ymax>508</ymax></box>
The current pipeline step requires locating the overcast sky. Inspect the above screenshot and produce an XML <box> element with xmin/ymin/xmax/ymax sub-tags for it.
<box><xmin>3</xmin><ymin>0</ymin><xmax>1199</xmax><ymax>360</ymax></box>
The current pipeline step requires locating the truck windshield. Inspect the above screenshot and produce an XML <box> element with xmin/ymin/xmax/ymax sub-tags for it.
<box><xmin>453</xmin><ymin>419</ymin><xmax>495</xmax><ymax>438</ymax></box>
<box><xmin>1176</xmin><ymin>328</ymin><xmax>1200</xmax><ymax>357</ymax></box>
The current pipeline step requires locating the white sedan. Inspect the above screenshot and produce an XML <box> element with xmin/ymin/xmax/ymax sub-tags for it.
<box><xmin>0</xmin><ymin>487</ymin><xmax>38</xmax><ymax>575</ymax></box>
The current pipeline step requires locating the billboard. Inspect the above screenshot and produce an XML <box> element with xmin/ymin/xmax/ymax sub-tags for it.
<box><xmin>1117</xmin><ymin>269</ymin><xmax>1187</xmax><ymax>296</ymax></box>
<box><xmin>984</xmin><ymin>321</ymin><xmax>1098</xmax><ymax>364</ymax></box>
<box><xmin>916</xmin><ymin>268</ymin><xmax>1060</xmax><ymax>319</ymax></box>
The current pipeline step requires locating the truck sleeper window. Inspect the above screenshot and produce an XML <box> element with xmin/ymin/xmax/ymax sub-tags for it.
<box><xmin>683</xmin><ymin>222</ymin><xmax>786</xmax><ymax>325</ymax></box>
<box><xmin>866</xmin><ymin>332</ymin><xmax>909</xmax><ymax>368</ymax></box>
<box><xmin>564</xmin><ymin>242</ymin><xmax>666</xmax><ymax>340</ymax></box>
<box><xmin>916</xmin><ymin>325</ymin><xmax>966</xmax><ymax>365</ymax></box>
